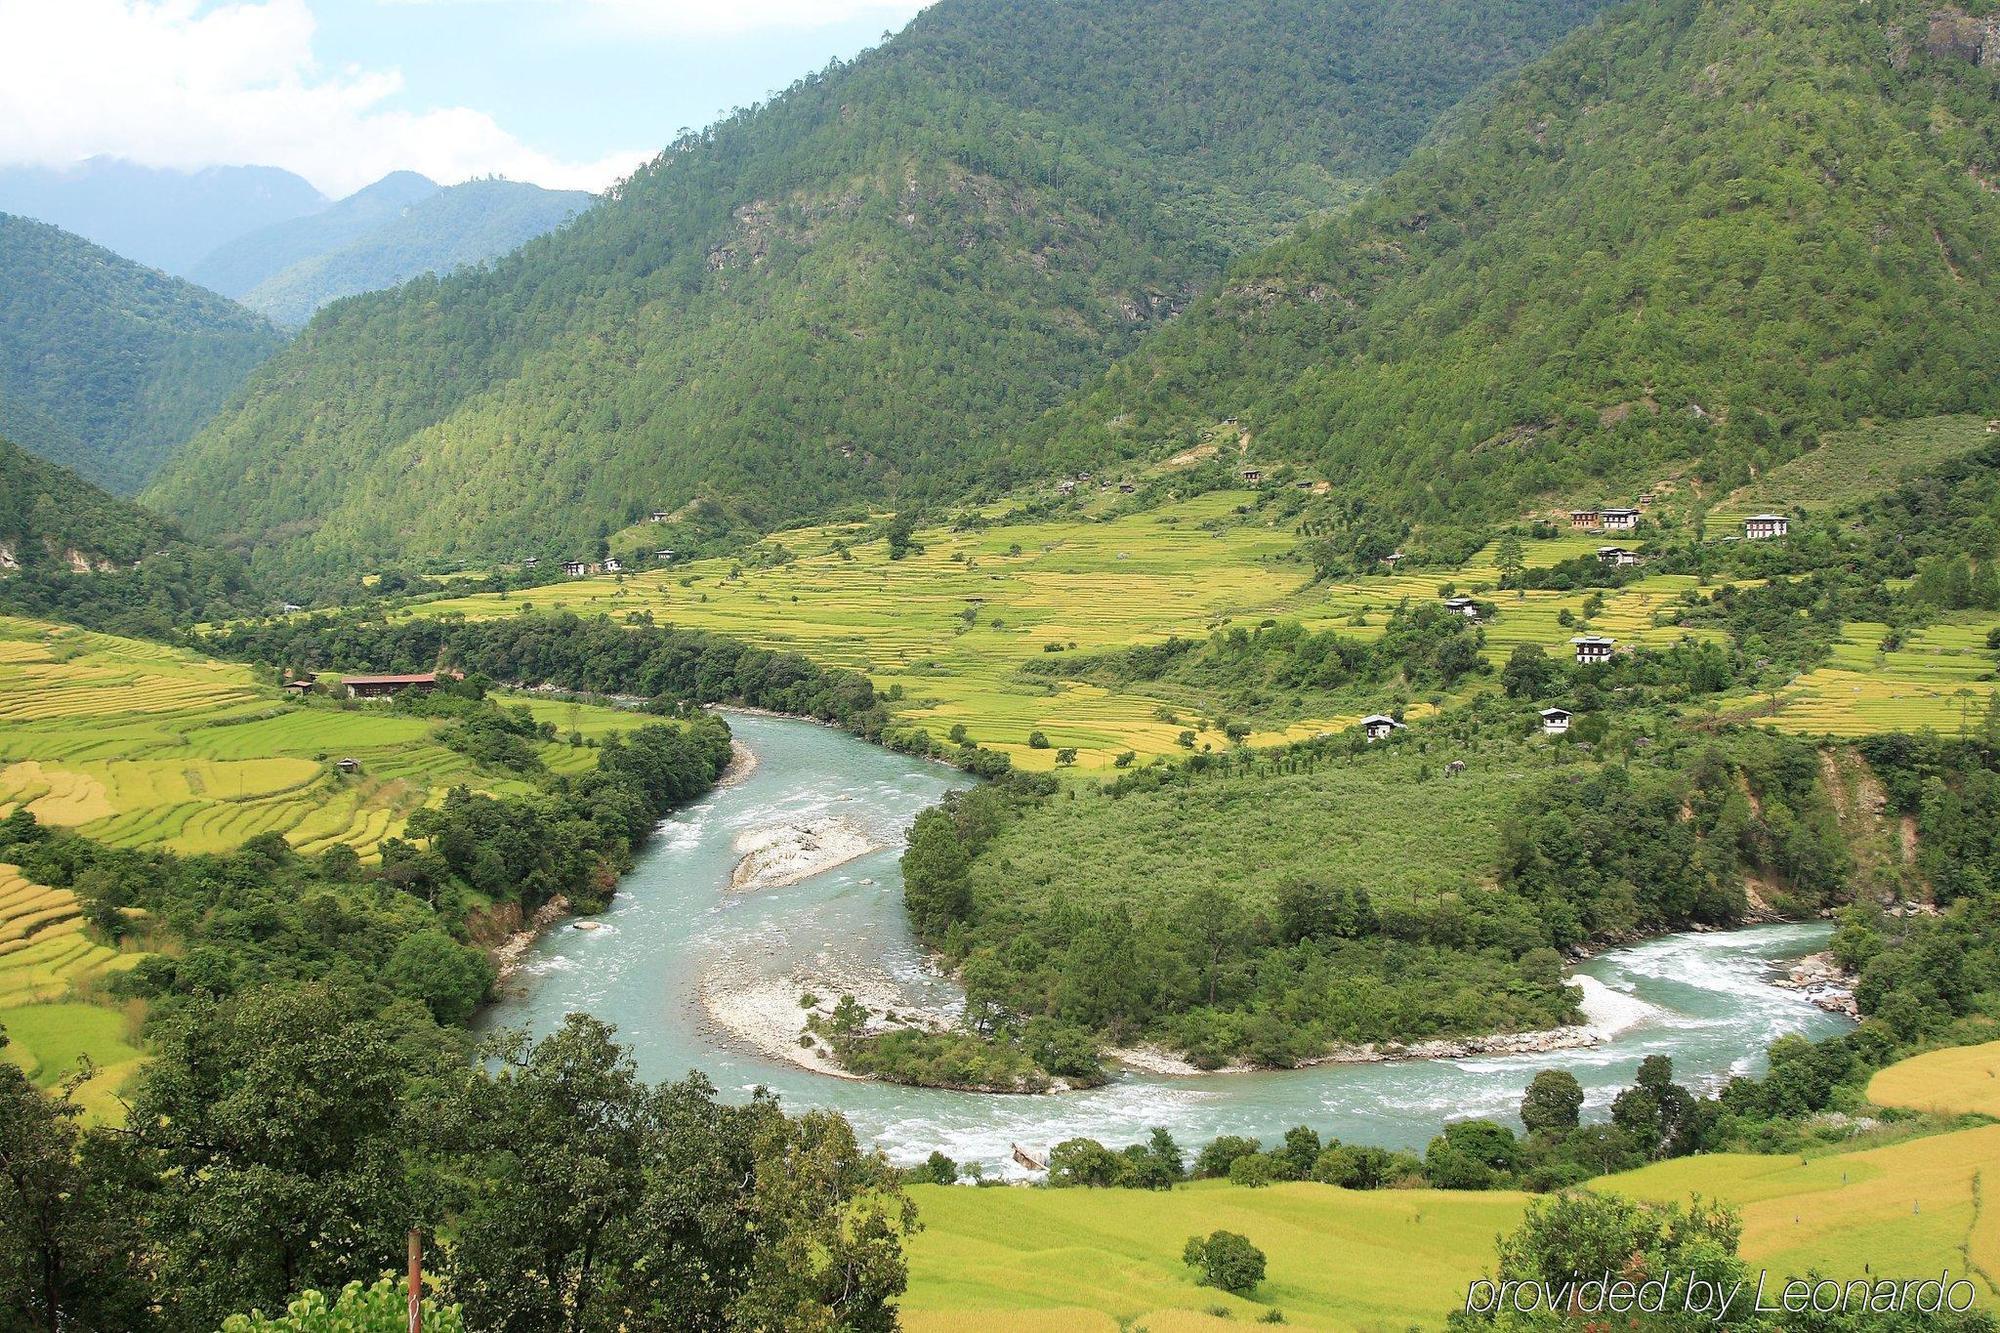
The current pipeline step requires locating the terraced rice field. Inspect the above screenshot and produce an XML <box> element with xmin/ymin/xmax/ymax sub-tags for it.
<box><xmin>422</xmin><ymin>501</ymin><xmax>1727</xmax><ymax>770</ymax></box>
<box><xmin>0</xmin><ymin>862</ymin><xmax>147</xmax><ymax>1121</ymax></box>
<box><xmin>0</xmin><ymin>615</ymin><xmax>648</xmax><ymax>857</ymax></box>
<box><xmin>1762</xmin><ymin>616</ymin><xmax>2000</xmax><ymax>737</ymax></box>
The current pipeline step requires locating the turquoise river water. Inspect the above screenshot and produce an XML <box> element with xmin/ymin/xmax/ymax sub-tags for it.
<box><xmin>484</xmin><ymin>711</ymin><xmax>1852</xmax><ymax>1171</ymax></box>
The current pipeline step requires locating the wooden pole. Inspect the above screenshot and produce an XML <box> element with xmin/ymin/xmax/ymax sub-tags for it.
<box><xmin>407</xmin><ymin>1228</ymin><xmax>422</xmax><ymax>1333</ymax></box>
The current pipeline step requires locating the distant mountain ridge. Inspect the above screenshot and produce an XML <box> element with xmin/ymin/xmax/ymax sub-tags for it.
<box><xmin>149</xmin><ymin>0</ymin><xmax>1616</xmax><ymax>573</ymax></box>
<box><xmin>0</xmin><ymin>213</ymin><xmax>284</xmax><ymax>493</ymax></box>
<box><xmin>192</xmin><ymin>175</ymin><xmax>593</xmax><ymax>326</ymax></box>
<box><xmin>0</xmin><ymin>157</ymin><xmax>325</xmax><ymax>276</ymax></box>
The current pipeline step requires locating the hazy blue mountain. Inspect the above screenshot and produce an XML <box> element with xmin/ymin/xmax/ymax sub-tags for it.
<box><xmin>0</xmin><ymin>213</ymin><xmax>284</xmax><ymax>492</ymax></box>
<box><xmin>188</xmin><ymin>171</ymin><xmax>442</xmax><ymax>299</ymax></box>
<box><xmin>197</xmin><ymin>176</ymin><xmax>593</xmax><ymax>326</ymax></box>
<box><xmin>0</xmin><ymin>156</ymin><xmax>325</xmax><ymax>276</ymax></box>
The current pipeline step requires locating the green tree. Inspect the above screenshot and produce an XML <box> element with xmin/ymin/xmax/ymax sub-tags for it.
<box><xmin>0</xmin><ymin>1035</ymin><xmax>150</xmax><ymax>1332</ymax></box>
<box><xmin>1519</xmin><ymin>1069</ymin><xmax>1584</xmax><ymax>1135</ymax></box>
<box><xmin>1183</xmin><ymin>1230</ymin><xmax>1266</xmax><ymax>1296</ymax></box>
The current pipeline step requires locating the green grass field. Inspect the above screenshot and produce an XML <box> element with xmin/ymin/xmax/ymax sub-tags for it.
<box><xmin>965</xmin><ymin>742</ymin><xmax>1547</xmax><ymax>917</ymax></box>
<box><xmin>899</xmin><ymin>1044</ymin><xmax>2000</xmax><ymax>1331</ymax></box>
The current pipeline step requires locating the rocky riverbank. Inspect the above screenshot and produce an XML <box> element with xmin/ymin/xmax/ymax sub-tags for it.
<box><xmin>1773</xmin><ymin>949</ymin><xmax>1860</xmax><ymax>1018</ymax></box>
<box><xmin>490</xmin><ymin>895</ymin><xmax>573</xmax><ymax>980</ymax></box>
<box><xmin>728</xmin><ymin>817</ymin><xmax>877</xmax><ymax>891</ymax></box>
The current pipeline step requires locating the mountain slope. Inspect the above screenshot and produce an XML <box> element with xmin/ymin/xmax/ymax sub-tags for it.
<box><xmin>0</xmin><ymin>157</ymin><xmax>325</xmax><ymax>276</ymax></box>
<box><xmin>0</xmin><ymin>434</ymin><xmax>260</xmax><ymax>635</ymax></box>
<box><xmin>148</xmin><ymin>0</ymin><xmax>1613</xmax><ymax>573</ymax></box>
<box><xmin>1018</xmin><ymin>0</ymin><xmax>2000</xmax><ymax>530</ymax></box>
<box><xmin>192</xmin><ymin>175</ymin><xmax>592</xmax><ymax>326</ymax></box>
<box><xmin>0</xmin><ymin>214</ymin><xmax>286</xmax><ymax>493</ymax></box>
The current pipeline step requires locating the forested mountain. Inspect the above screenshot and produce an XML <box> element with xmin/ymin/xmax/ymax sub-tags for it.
<box><xmin>1018</xmin><ymin>0</ymin><xmax>2000</xmax><ymax>526</ymax></box>
<box><xmin>0</xmin><ymin>435</ymin><xmax>261</xmax><ymax>635</ymax></box>
<box><xmin>0</xmin><ymin>156</ymin><xmax>325</xmax><ymax>276</ymax></box>
<box><xmin>190</xmin><ymin>174</ymin><xmax>593</xmax><ymax>326</ymax></box>
<box><xmin>147</xmin><ymin>0</ymin><xmax>1613</xmax><ymax>574</ymax></box>
<box><xmin>0</xmin><ymin>214</ymin><xmax>285</xmax><ymax>493</ymax></box>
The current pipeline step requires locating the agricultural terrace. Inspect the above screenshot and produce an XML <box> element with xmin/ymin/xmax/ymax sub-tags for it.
<box><xmin>899</xmin><ymin>1043</ymin><xmax>2000</xmax><ymax>1331</ymax></box>
<box><xmin>0</xmin><ymin>860</ymin><xmax>147</xmax><ymax>1121</ymax></box>
<box><xmin>416</xmin><ymin>492</ymin><xmax>1737</xmax><ymax>771</ymax></box>
<box><xmin>1755</xmin><ymin>614</ymin><xmax>2000</xmax><ymax>738</ymax></box>
<box><xmin>0</xmin><ymin>614</ymin><xmax>651</xmax><ymax>857</ymax></box>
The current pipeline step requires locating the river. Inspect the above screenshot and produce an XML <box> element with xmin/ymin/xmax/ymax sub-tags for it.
<box><xmin>483</xmin><ymin>711</ymin><xmax>1853</xmax><ymax>1170</ymax></box>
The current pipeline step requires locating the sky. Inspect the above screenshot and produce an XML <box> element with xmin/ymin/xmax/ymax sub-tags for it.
<box><xmin>0</xmin><ymin>0</ymin><xmax>930</xmax><ymax>198</ymax></box>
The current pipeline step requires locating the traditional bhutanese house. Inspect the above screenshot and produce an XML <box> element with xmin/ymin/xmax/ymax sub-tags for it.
<box><xmin>521</xmin><ymin>557</ymin><xmax>539</xmax><ymax>569</ymax></box>
<box><xmin>1241</xmin><ymin>468</ymin><xmax>1263</xmax><ymax>484</ymax></box>
<box><xmin>335</xmin><ymin>757</ymin><xmax>360</xmax><ymax>774</ymax></box>
<box><xmin>1540</xmin><ymin>706</ymin><xmax>1573</xmax><ymax>735</ymax></box>
<box><xmin>1743</xmin><ymin>513</ymin><xmax>1790</xmax><ymax>540</ymax></box>
<box><xmin>649</xmin><ymin>511</ymin><xmax>670</xmax><ymax>523</ymax></box>
<box><xmin>602</xmin><ymin>557</ymin><xmax>624</xmax><ymax>573</ymax></box>
<box><xmin>1360</xmin><ymin>714</ymin><xmax>1406</xmax><ymax>742</ymax></box>
<box><xmin>654</xmin><ymin>549</ymin><xmax>675</xmax><ymax>561</ymax></box>
<box><xmin>281</xmin><ymin>677</ymin><xmax>314</xmax><ymax>696</ymax></box>
<box><xmin>1600</xmin><ymin>507</ymin><xmax>1640</xmax><ymax>532</ymax></box>
<box><xmin>562</xmin><ymin>560</ymin><xmax>587</xmax><ymax>577</ymax></box>
<box><xmin>1596</xmin><ymin>545</ymin><xmax>1642</xmax><ymax>567</ymax></box>
<box><xmin>1571</xmin><ymin>635</ymin><xmax>1616</xmax><ymax>667</ymax></box>
<box><xmin>1569</xmin><ymin>508</ymin><xmax>1601</xmax><ymax>530</ymax></box>
<box><xmin>344</xmin><ymin>672</ymin><xmax>440</xmax><ymax>700</ymax></box>
<box><xmin>1443</xmin><ymin>595</ymin><xmax>1482</xmax><ymax>620</ymax></box>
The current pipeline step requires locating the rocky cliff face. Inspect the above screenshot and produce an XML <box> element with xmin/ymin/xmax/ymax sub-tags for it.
<box><xmin>1917</xmin><ymin>8</ymin><xmax>2000</xmax><ymax>65</ymax></box>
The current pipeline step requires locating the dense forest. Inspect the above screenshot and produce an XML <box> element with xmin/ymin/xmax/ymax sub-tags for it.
<box><xmin>0</xmin><ymin>213</ymin><xmax>283</xmax><ymax>492</ymax></box>
<box><xmin>147</xmin><ymin>0</ymin><xmax>1614</xmax><ymax>575</ymax></box>
<box><xmin>192</xmin><ymin>175</ymin><xmax>594</xmax><ymax>327</ymax></box>
<box><xmin>1017</xmin><ymin>0</ymin><xmax>2000</xmax><ymax>525</ymax></box>
<box><xmin>0</xmin><ymin>435</ymin><xmax>266</xmax><ymax>635</ymax></box>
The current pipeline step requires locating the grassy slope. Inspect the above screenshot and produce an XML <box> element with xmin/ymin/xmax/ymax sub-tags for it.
<box><xmin>964</xmin><ymin>744</ymin><xmax>1539</xmax><ymax>915</ymax></box>
<box><xmin>1706</xmin><ymin>415</ymin><xmax>1999</xmax><ymax>527</ymax></box>
<box><xmin>412</xmin><ymin>479</ymin><xmax>1991</xmax><ymax>769</ymax></box>
<box><xmin>899</xmin><ymin>1044</ymin><xmax>2000</xmax><ymax>1331</ymax></box>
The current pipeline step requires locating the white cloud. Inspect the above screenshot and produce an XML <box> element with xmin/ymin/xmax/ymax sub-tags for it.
<box><xmin>376</xmin><ymin>0</ymin><xmax>928</xmax><ymax>39</ymax></box>
<box><xmin>0</xmin><ymin>0</ymin><xmax>646</xmax><ymax>196</ymax></box>
<box><xmin>576</xmin><ymin>0</ymin><xmax>926</xmax><ymax>37</ymax></box>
